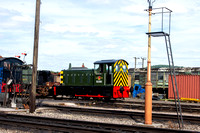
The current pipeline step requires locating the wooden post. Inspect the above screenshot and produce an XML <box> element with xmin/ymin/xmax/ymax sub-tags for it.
<box><xmin>30</xmin><ymin>0</ymin><xmax>40</xmax><ymax>113</ymax></box>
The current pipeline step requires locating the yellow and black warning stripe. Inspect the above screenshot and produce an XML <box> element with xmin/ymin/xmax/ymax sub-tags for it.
<box><xmin>113</xmin><ymin>60</ymin><xmax>128</xmax><ymax>86</ymax></box>
<box><xmin>60</xmin><ymin>71</ymin><xmax>63</xmax><ymax>84</ymax></box>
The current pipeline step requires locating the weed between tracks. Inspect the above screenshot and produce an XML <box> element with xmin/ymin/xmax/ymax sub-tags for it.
<box><xmin>167</xmin><ymin>121</ymin><xmax>179</xmax><ymax>129</ymax></box>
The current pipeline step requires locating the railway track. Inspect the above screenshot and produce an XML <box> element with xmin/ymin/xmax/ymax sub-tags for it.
<box><xmin>41</xmin><ymin>104</ymin><xmax>200</xmax><ymax>124</ymax></box>
<box><xmin>0</xmin><ymin>112</ymin><xmax>197</xmax><ymax>133</ymax></box>
<box><xmin>47</xmin><ymin>97</ymin><xmax>200</xmax><ymax>113</ymax></box>
<box><xmin>88</xmin><ymin>100</ymin><xmax>200</xmax><ymax>113</ymax></box>
<box><xmin>116</xmin><ymin>99</ymin><xmax>200</xmax><ymax>109</ymax></box>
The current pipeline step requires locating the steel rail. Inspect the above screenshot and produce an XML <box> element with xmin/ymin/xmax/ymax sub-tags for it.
<box><xmin>39</xmin><ymin>98</ymin><xmax>200</xmax><ymax>113</ymax></box>
<box><xmin>77</xmin><ymin>99</ymin><xmax>200</xmax><ymax>113</ymax></box>
<box><xmin>0</xmin><ymin>113</ymin><xmax>197</xmax><ymax>133</ymax></box>
<box><xmin>42</xmin><ymin>104</ymin><xmax>200</xmax><ymax>124</ymax></box>
<box><xmin>93</xmin><ymin>102</ymin><xmax>200</xmax><ymax>113</ymax></box>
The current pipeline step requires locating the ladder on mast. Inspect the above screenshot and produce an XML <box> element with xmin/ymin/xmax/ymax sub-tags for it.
<box><xmin>147</xmin><ymin>31</ymin><xmax>184</xmax><ymax>128</ymax></box>
<box><xmin>145</xmin><ymin>7</ymin><xmax>184</xmax><ymax>128</ymax></box>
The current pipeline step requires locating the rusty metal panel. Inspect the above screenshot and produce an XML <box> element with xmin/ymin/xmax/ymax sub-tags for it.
<box><xmin>128</xmin><ymin>75</ymin><xmax>131</xmax><ymax>88</ymax></box>
<box><xmin>168</xmin><ymin>75</ymin><xmax>200</xmax><ymax>99</ymax></box>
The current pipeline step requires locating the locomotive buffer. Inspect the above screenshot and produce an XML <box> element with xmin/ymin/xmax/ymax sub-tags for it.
<box><xmin>145</xmin><ymin>7</ymin><xmax>183</xmax><ymax>128</ymax></box>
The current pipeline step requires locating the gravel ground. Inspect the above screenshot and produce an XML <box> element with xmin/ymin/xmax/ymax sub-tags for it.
<box><xmin>0</xmin><ymin>100</ymin><xmax>199</xmax><ymax>132</ymax></box>
<box><xmin>2</xmin><ymin>106</ymin><xmax>200</xmax><ymax>132</ymax></box>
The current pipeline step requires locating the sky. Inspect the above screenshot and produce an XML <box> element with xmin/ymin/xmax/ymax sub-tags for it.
<box><xmin>0</xmin><ymin>0</ymin><xmax>200</xmax><ymax>71</ymax></box>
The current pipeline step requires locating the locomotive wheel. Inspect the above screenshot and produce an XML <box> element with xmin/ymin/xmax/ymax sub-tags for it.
<box><xmin>53</xmin><ymin>95</ymin><xmax>57</xmax><ymax>100</ymax></box>
<box><xmin>93</xmin><ymin>97</ymin><xmax>101</xmax><ymax>101</ymax></box>
<box><xmin>104</xmin><ymin>97</ymin><xmax>111</xmax><ymax>101</ymax></box>
<box><xmin>83</xmin><ymin>97</ymin><xmax>90</xmax><ymax>100</ymax></box>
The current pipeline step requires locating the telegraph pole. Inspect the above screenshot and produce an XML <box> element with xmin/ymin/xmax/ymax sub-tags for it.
<box><xmin>145</xmin><ymin>0</ymin><xmax>155</xmax><ymax>125</ymax></box>
<box><xmin>30</xmin><ymin>0</ymin><xmax>41</xmax><ymax>113</ymax></box>
<box><xmin>134</xmin><ymin>57</ymin><xmax>139</xmax><ymax>69</ymax></box>
<box><xmin>141</xmin><ymin>57</ymin><xmax>146</xmax><ymax>68</ymax></box>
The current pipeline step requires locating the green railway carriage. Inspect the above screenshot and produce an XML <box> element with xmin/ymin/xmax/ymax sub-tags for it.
<box><xmin>54</xmin><ymin>59</ymin><xmax>130</xmax><ymax>99</ymax></box>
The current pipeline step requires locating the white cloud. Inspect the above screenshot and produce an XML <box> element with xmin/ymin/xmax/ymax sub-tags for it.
<box><xmin>42</xmin><ymin>24</ymin><xmax>68</xmax><ymax>33</ymax></box>
<box><xmin>121</xmin><ymin>4</ymin><xmax>146</xmax><ymax>14</ymax></box>
<box><xmin>86</xmin><ymin>0</ymin><xmax>111</xmax><ymax>4</ymax></box>
<box><xmin>1</xmin><ymin>0</ymin><xmax>200</xmax><ymax>70</ymax></box>
<box><xmin>11</xmin><ymin>15</ymin><xmax>33</xmax><ymax>22</ymax></box>
<box><xmin>104</xmin><ymin>44</ymin><xmax>118</xmax><ymax>49</ymax></box>
<box><xmin>39</xmin><ymin>39</ymin><xmax>86</xmax><ymax>56</ymax></box>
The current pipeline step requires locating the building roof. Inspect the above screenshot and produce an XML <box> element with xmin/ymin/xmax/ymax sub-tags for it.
<box><xmin>70</xmin><ymin>67</ymin><xmax>88</xmax><ymax>70</ymax></box>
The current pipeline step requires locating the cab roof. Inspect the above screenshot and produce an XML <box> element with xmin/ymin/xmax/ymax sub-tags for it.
<box><xmin>94</xmin><ymin>59</ymin><xmax>129</xmax><ymax>65</ymax></box>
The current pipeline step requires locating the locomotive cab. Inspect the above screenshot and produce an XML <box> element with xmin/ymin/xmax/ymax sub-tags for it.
<box><xmin>94</xmin><ymin>62</ymin><xmax>113</xmax><ymax>86</ymax></box>
<box><xmin>94</xmin><ymin>59</ymin><xmax>130</xmax><ymax>98</ymax></box>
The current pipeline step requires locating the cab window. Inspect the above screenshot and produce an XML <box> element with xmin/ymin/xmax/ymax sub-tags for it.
<box><xmin>109</xmin><ymin>66</ymin><xmax>112</xmax><ymax>74</ymax></box>
<box><xmin>122</xmin><ymin>65</ymin><xmax>127</xmax><ymax>72</ymax></box>
<box><xmin>94</xmin><ymin>64</ymin><xmax>103</xmax><ymax>73</ymax></box>
<box><xmin>115</xmin><ymin>65</ymin><xmax>119</xmax><ymax>72</ymax></box>
<box><xmin>106</xmin><ymin>64</ymin><xmax>112</xmax><ymax>74</ymax></box>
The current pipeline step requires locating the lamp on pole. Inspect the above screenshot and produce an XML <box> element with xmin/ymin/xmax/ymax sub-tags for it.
<box><xmin>145</xmin><ymin>0</ymin><xmax>155</xmax><ymax>125</ymax></box>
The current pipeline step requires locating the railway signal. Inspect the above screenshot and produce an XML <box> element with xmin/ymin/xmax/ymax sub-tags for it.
<box><xmin>15</xmin><ymin>55</ymin><xmax>20</xmax><ymax>58</ymax></box>
<box><xmin>21</xmin><ymin>53</ymin><xmax>27</xmax><ymax>62</ymax></box>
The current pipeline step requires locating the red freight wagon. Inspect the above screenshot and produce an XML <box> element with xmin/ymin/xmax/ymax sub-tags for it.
<box><xmin>168</xmin><ymin>75</ymin><xmax>200</xmax><ymax>100</ymax></box>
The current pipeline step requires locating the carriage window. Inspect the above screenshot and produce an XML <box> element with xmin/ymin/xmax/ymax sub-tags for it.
<box><xmin>87</xmin><ymin>74</ymin><xmax>90</xmax><ymax>83</ymax></box>
<box><xmin>72</xmin><ymin>74</ymin><xmax>75</xmax><ymax>83</ymax></box>
<box><xmin>80</xmin><ymin>74</ymin><xmax>83</xmax><ymax>83</ymax></box>
<box><xmin>135</xmin><ymin>75</ymin><xmax>139</xmax><ymax>80</ymax></box>
<box><xmin>122</xmin><ymin>65</ymin><xmax>127</xmax><ymax>72</ymax></box>
<box><xmin>4</xmin><ymin>62</ymin><xmax>8</xmax><ymax>68</ymax></box>
<box><xmin>94</xmin><ymin>64</ymin><xmax>103</xmax><ymax>73</ymax></box>
<box><xmin>158</xmin><ymin>75</ymin><xmax>163</xmax><ymax>80</ymax></box>
<box><xmin>4</xmin><ymin>62</ymin><xmax>11</xmax><ymax>69</ymax></box>
<box><xmin>115</xmin><ymin>65</ymin><xmax>119</xmax><ymax>72</ymax></box>
<box><xmin>65</xmin><ymin>75</ymin><xmax>68</xmax><ymax>83</ymax></box>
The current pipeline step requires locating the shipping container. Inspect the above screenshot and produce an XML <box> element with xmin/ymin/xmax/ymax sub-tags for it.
<box><xmin>168</xmin><ymin>75</ymin><xmax>200</xmax><ymax>100</ymax></box>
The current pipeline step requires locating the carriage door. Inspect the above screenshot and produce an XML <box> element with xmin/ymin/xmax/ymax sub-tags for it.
<box><xmin>106</xmin><ymin>64</ymin><xmax>113</xmax><ymax>85</ymax></box>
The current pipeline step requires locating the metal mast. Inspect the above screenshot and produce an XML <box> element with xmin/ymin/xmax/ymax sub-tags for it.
<box><xmin>145</xmin><ymin>3</ymin><xmax>184</xmax><ymax>128</ymax></box>
<box><xmin>144</xmin><ymin>0</ymin><xmax>155</xmax><ymax>125</ymax></box>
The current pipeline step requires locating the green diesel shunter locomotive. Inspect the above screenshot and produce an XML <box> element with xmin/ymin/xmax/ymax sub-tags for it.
<box><xmin>53</xmin><ymin>59</ymin><xmax>130</xmax><ymax>99</ymax></box>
